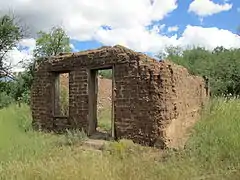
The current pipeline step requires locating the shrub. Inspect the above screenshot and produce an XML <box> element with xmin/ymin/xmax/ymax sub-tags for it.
<box><xmin>58</xmin><ymin>129</ymin><xmax>87</xmax><ymax>146</ymax></box>
<box><xmin>0</xmin><ymin>92</ymin><xmax>14</xmax><ymax>109</ymax></box>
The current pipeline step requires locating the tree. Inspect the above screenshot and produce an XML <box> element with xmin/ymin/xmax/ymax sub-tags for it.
<box><xmin>0</xmin><ymin>14</ymin><xmax>25</xmax><ymax>79</ymax></box>
<box><xmin>33</xmin><ymin>26</ymin><xmax>71</xmax><ymax>59</ymax></box>
<box><xmin>0</xmin><ymin>23</ymin><xmax>72</xmax><ymax>107</ymax></box>
<box><xmin>159</xmin><ymin>45</ymin><xmax>240</xmax><ymax>96</ymax></box>
<box><xmin>28</xmin><ymin>26</ymin><xmax>71</xmax><ymax>74</ymax></box>
<box><xmin>25</xmin><ymin>26</ymin><xmax>71</xmax><ymax>82</ymax></box>
<box><xmin>157</xmin><ymin>45</ymin><xmax>183</xmax><ymax>60</ymax></box>
<box><xmin>15</xmin><ymin>26</ymin><xmax>72</xmax><ymax>103</ymax></box>
<box><xmin>26</xmin><ymin>26</ymin><xmax>72</xmax><ymax>112</ymax></box>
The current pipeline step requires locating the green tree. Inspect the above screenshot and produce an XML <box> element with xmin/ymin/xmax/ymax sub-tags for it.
<box><xmin>0</xmin><ymin>14</ymin><xmax>24</xmax><ymax>79</ymax></box>
<box><xmin>159</xmin><ymin>45</ymin><xmax>240</xmax><ymax>96</ymax></box>
<box><xmin>20</xmin><ymin>26</ymin><xmax>71</xmax><ymax>105</ymax></box>
<box><xmin>33</xmin><ymin>26</ymin><xmax>71</xmax><ymax>59</ymax></box>
<box><xmin>29</xmin><ymin>26</ymin><xmax>71</xmax><ymax>78</ymax></box>
<box><xmin>158</xmin><ymin>45</ymin><xmax>183</xmax><ymax>60</ymax></box>
<box><xmin>28</xmin><ymin>26</ymin><xmax>71</xmax><ymax>80</ymax></box>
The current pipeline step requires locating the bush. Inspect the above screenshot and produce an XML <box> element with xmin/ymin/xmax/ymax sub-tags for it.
<box><xmin>59</xmin><ymin>129</ymin><xmax>87</xmax><ymax>146</ymax></box>
<box><xmin>0</xmin><ymin>92</ymin><xmax>14</xmax><ymax>109</ymax></box>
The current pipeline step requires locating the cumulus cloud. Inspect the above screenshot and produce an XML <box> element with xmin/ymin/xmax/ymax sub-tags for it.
<box><xmin>1</xmin><ymin>0</ymin><xmax>240</xmax><ymax>72</ymax></box>
<box><xmin>3</xmin><ymin>38</ymin><xmax>36</xmax><ymax>71</ymax></box>
<box><xmin>94</xmin><ymin>26</ymin><xmax>180</xmax><ymax>53</ymax></box>
<box><xmin>0</xmin><ymin>0</ymin><xmax>178</xmax><ymax>40</ymax></box>
<box><xmin>18</xmin><ymin>38</ymin><xmax>36</xmax><ymax>51</ymax></box>
<box><xmin>188</xmin><ymin>0</ymin><xmax>232</xmax><ymax>17</ymax></box>
<box><xmin>70</xmin><ymin>44</ymin><xmax>78</xmax><ymax>52</ymax></box>
<box><xmin>178</xmin><ymin>25</ymin><xmax>240</xmax><ymax>50</ymax></box>
<box><xmin>95</xmin><ymin>25</ymin><xmax>240</xmax><ymax>53</ymax></box>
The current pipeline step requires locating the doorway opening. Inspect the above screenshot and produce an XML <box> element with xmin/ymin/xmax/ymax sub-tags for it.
<box><xmin>88</xmin><ymin>67</ymin><xmax>114</xmax><ymax>140</ymax></box>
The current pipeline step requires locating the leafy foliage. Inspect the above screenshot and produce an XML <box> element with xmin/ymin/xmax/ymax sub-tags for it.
<box><xmin>0</xmin><ymin>91</ymin><xmax>14</xmax><ymax>109</ymax></box>
<box><xmin>99</xmin><ymin>69</ymin><xmax>112</xmax><ymax>79</ymax></box>
<box><xmin>25</xmin><ymin>26</ymin><xmax>72</xmax><ymax>95</ymax></box>
<box><xmin>158</xmin><ymin>46</ymin><xmax>240</xmax><ymax>96</ymax></box>
<box><xmin>33</xmin><ymin>26</ymin><xmax>71</xmax><ymax>59</ymax></box>
<box><xmin>0</xmin><ymin>71</ymin><xmax>31</xmax><ymax>108</ymax></box>
<box><xmin>0</xmin><ymin>24</ymin><xmax>72</xmax><ymax>109</ymax></box>
<box><xmin>0</xmin><ymin>14</ymin><xmax>24</xmax><ymax>78</ymax></box>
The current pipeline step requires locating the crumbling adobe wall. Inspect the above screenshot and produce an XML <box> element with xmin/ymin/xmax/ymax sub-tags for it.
<box><xmin>113</xmin><ymin>54</ymin><xmax>208</xmax><ymax>148</ymax></box>
<box><xmin>163</xmin><ymin>63</ymin><xmax>208</xmax><ymax>148</ymax></box>
<box><xmin>31</xmin><ymin>45</ymin><xmax>208</xmax><ymax>148</ymax></box>
<box><xmin>136</xmin><ymin>59</ymin><xmax>208</xmax><ymax>148</ymax></box>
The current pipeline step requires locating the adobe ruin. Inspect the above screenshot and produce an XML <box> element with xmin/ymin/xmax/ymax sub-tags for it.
<box><xmin>31</xmin><ymin>45</ymin><xmax>209</xmax><ymax>148</ymax></box>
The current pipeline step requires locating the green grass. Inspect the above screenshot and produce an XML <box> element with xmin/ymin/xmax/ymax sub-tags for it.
<box><xmin>0</xmin><ymin>98</ymin><xmax>240</xmax><ymax>179</ymax></box>
<box><xmin>0</xmin><ymin>104</ymin><xmax>50</xmax><ymax>162</ymax></box>
<box><xmin>98</xmin><ymin>107</ymin><xmax>112</xmax><ymax>132</ymax></box>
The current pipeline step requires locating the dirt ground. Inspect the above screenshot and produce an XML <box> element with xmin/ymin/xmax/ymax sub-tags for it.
<box><xmin>97</xmin><ymin>77</ymin><xmax>112</xmax><ymax>111</ymax></box>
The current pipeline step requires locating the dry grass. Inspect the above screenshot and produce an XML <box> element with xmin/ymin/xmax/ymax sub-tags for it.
<box><xmin>0</xmin><ymin>98</ymin><xmax>240</xmax><ymax>179</ymax></box>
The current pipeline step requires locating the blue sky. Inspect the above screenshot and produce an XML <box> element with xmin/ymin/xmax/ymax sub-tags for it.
<box><xmin>1</xmin><ymin>0</ymin><xmax>240</xmax><ymax>71</ymax></box>
<box><xmin>171</xmin><ymin>0</ymin><xmax>239</xmax><ymax>31</ymax></box>
<box><xmin>69</xmin><ymin>0</ymin><xmax>240</xmax><ymax>53</ymax></box>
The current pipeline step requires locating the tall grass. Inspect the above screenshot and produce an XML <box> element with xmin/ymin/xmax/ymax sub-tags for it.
<box><xmin>60</xmin><ymin>87</ymin><xmax>69</xmax><ymax>116</ymax></box>
<box><xmin>0</xmin><ymin>105</ymin><xmax>60</xmax><ymax>163</ymax></box>
<box><xmin>157</xmin><ymin>97</ymin><xmax>240</xmax><ymax>179</ymax></box>
<box><xmin>0</xmin><ymin>98</ymin><xmax>240</xmax><ymax>179</ymax></box>
<box><xmin>98</xmin><ymin>107</ymin><xmax>112</xmax><ymax>132</ymax></box>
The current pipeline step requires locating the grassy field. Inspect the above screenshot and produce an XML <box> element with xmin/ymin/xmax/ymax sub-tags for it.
<box><xmin>0</xmin><ymin>98</ymin><xmax>240</xmax><ymax>179</ymax></box>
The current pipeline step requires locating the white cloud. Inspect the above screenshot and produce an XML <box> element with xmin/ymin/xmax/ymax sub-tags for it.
<box><xmin>0</xmin><ymin>0</ymin><xmax>177</xmax><ymax>70</ymax></box>
<box><xmin>188</xmin><ymin>0</ymin><xmax>232</xmax><ymax>17</ymax></box>
<box><xmin>1</xmin><ymin>0</ymin><xmax>240</xmax><ymax>70</ymax></box>
<box><xmin>3</xmin><ymin>38</ymin><xmax>36</xmax><ymax>72</ymax></box>
<box><xmin>167</xmin><ymin>26</ymin><xmax>179</xmax><ymax>32</ymax></box>
<box><xmin>94</xmin><ymin>26</ymin><xmax>179</xmax><ymax>53</ymax></box>
<box><xmin>0</xmin><ymin>0</ymin><xmax>178</xmax><ymax>40</ymax></box>
<box><xmin>95</xmin><ymin>25</ymin><xmax>240</xmax><ymax>53</ymax></box>
<box><xmin>70</xmin><ymin>43</ymin><xmax>79</xmax><ymax>52</ymax></box>
<box><xmin>18</xmin><ymin>38</ymin><xmax>36</xmax><ymax>50</ymax></box>
<box><xmin>151</xmin><ymin>24</ymin><xmax>166</xmax><ymax>34</ymax></box>
<box><xmin>178</xmin><ymin>25</ymin><xmax>240</xmax><ymax>50</ymax></box>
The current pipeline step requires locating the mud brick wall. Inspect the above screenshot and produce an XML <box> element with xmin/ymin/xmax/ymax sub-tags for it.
<box><xmin>113</xmin><ymin>56</ymin><xmax>208</xmax><ymax>148</ymax></box>
<box><xmin>31</xmin><ymin>45</ymin><xmax>209</xmax><ymax>148</ymax></box>
<box><xmin>31</xmin><ymin>63</ymin><xmax>55</xmax><ymax>131</ymax></box>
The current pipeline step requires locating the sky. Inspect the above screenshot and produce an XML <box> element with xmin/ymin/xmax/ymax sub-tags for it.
<box><xmin>1</xmin><ymin>0</ymin><xmax>240</xmax><ymax>71</ymax></box>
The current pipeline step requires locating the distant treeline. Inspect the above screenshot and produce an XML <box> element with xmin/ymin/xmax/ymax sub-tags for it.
<box><xmin>158</xmin><ymin>46</ymin><xmax>240</xmax><ymax>96</ymax></box>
